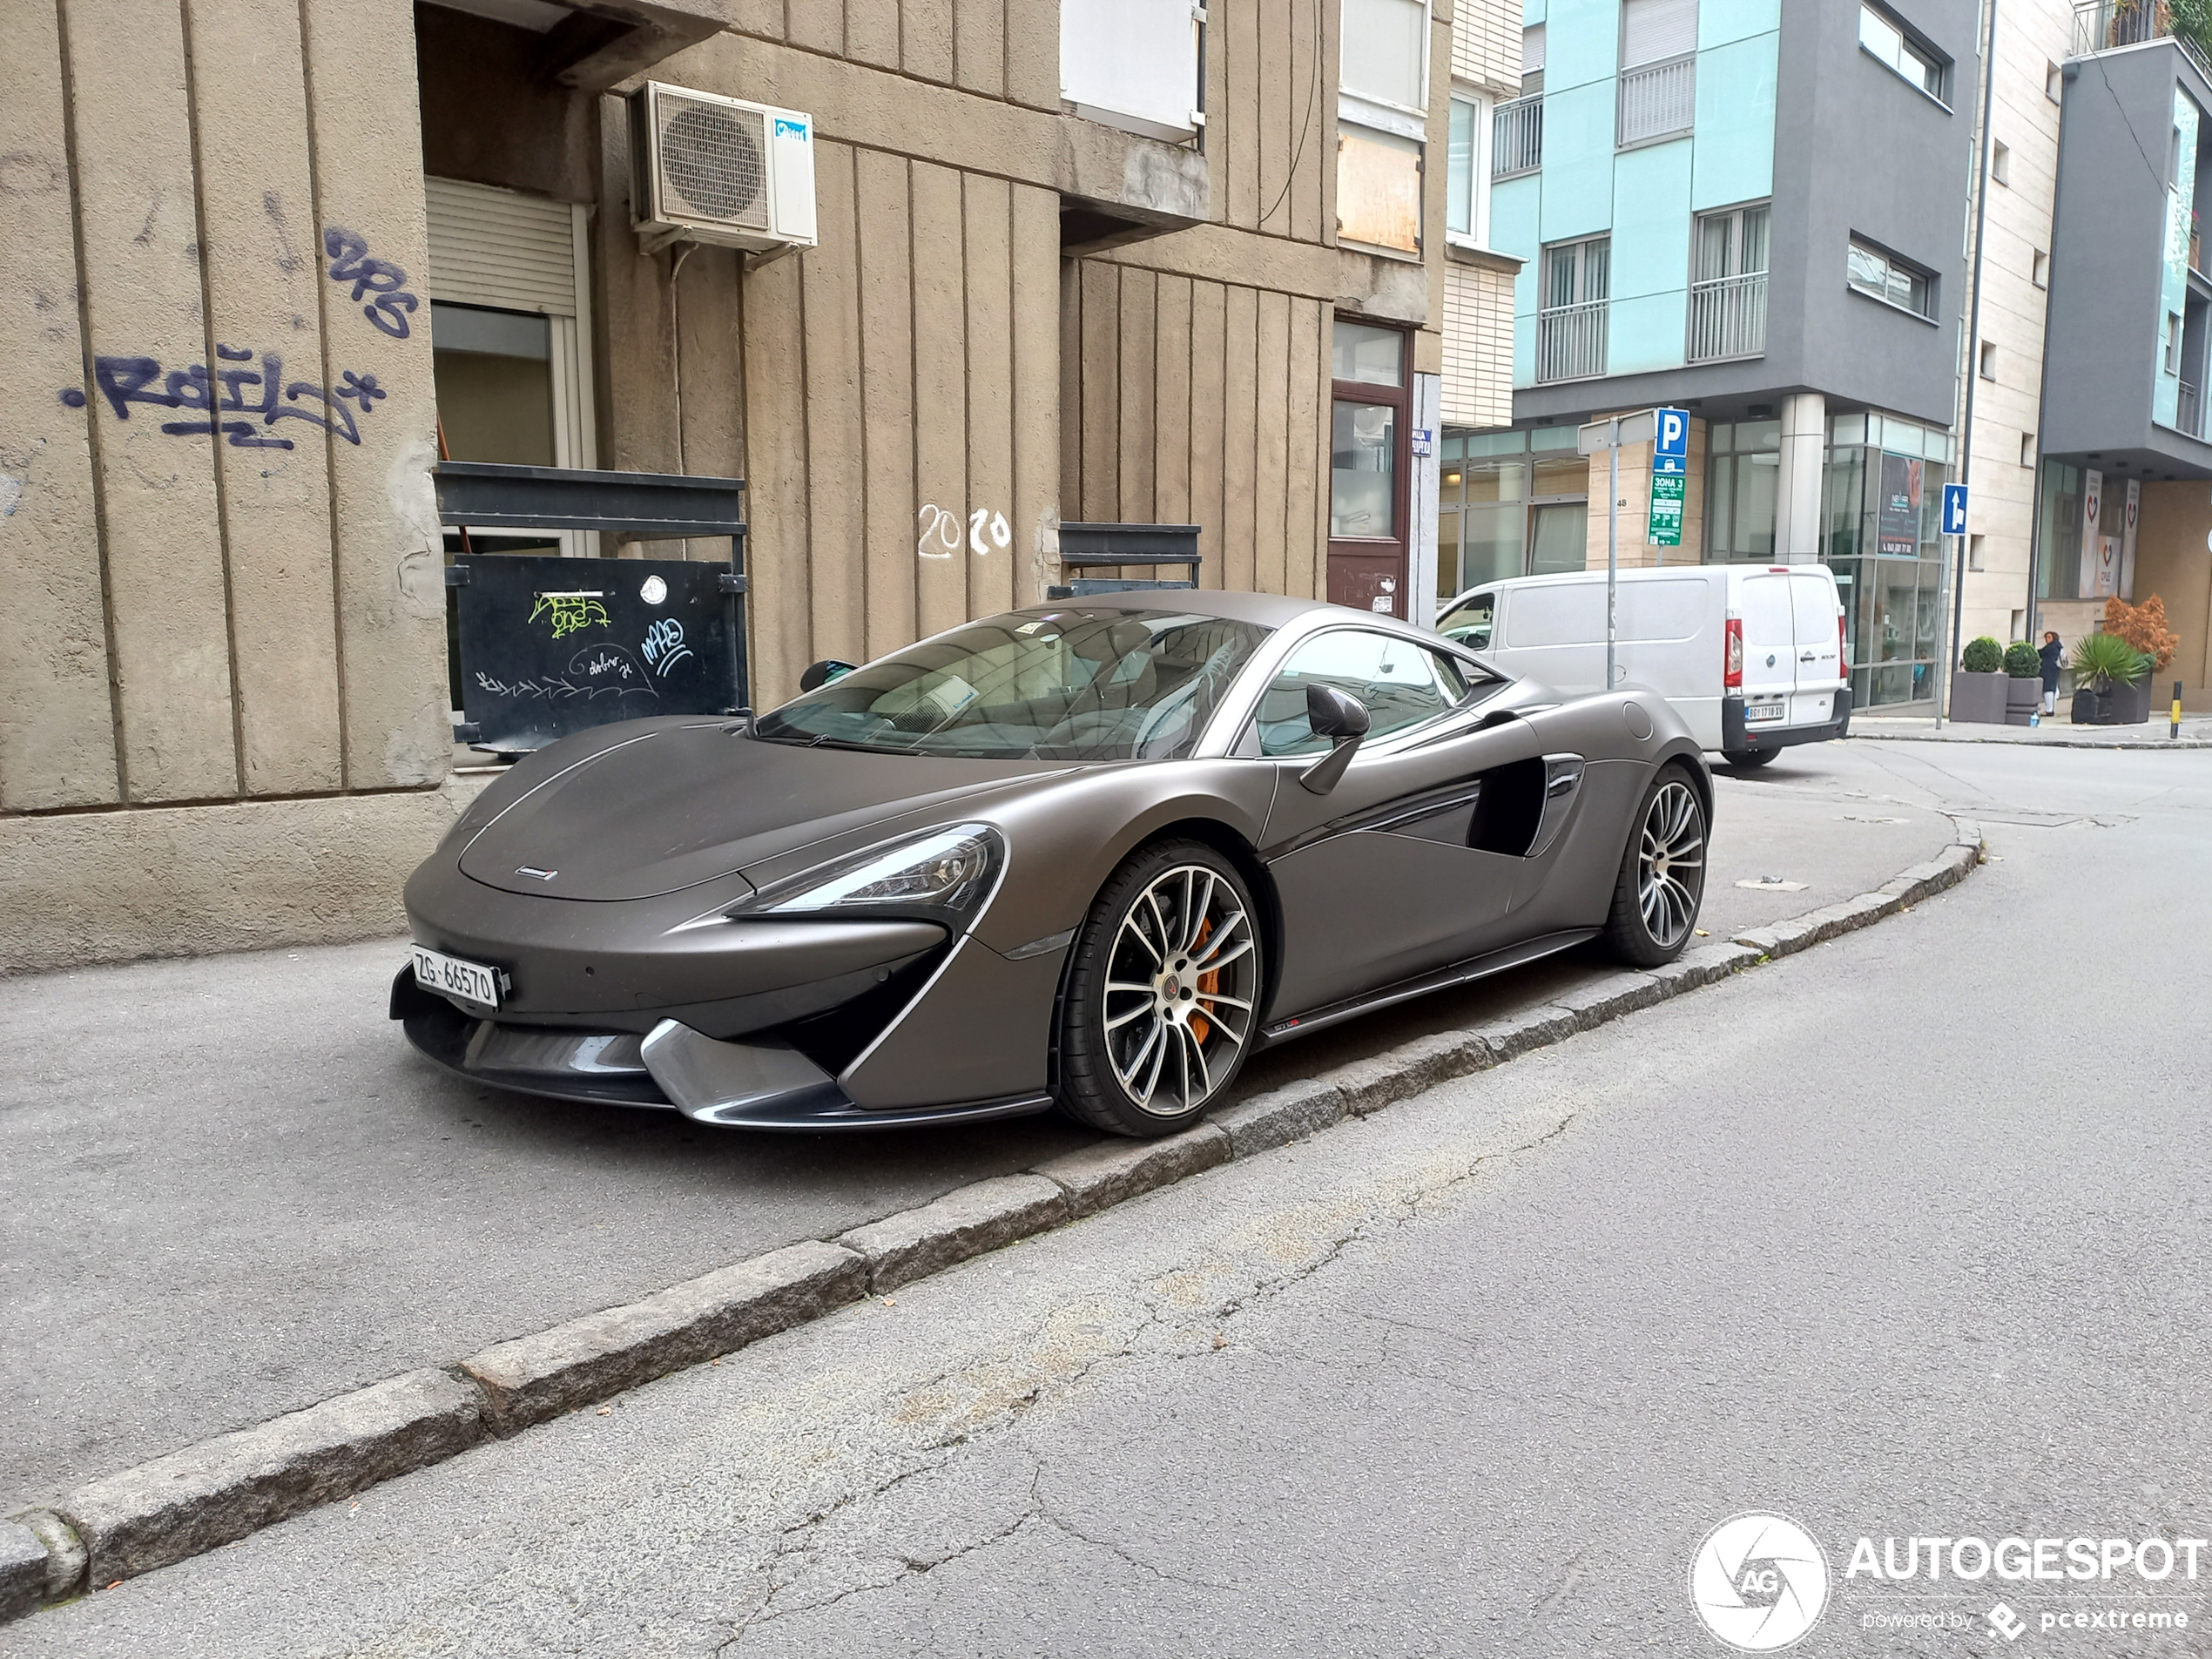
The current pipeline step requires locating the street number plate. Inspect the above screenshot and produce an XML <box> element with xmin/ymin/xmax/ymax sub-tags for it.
<box><xmin>411</xmin><ymin>945</ymin><xmax>502</xmax><ymax>1009</ymax></box>
<box><xmin>1745</xmin><ymin>702</ymin><xmax>1786</xmax><ymax>724</ymax></box>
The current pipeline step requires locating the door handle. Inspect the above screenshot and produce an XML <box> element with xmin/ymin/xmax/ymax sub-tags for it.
<box><xmin>1798</xmin><ymin>652</ymin><xmax>1817</xmax><ymax>662</ymax></box>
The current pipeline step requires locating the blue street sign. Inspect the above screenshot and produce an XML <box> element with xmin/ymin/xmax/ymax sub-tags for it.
<box><xmin>1653</xmin><ymin>454</ymin><xmax>1687</xmax><ymax>476</ymax></box>
<box><xmin>1654</xmin><ymin>408</ymin><xmax>1689</xmax><ymax>460</ymax></box>
<box><xmin>1941</xmin><ymin>482</ymin><xmax>1969</xmax><ymax>536</ymax></box>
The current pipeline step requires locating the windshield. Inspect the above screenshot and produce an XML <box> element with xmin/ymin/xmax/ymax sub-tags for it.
<box><xmin>754</xmin><ymin>610</ymin><xmax>1272</xmax><ymax>760</ymax></box>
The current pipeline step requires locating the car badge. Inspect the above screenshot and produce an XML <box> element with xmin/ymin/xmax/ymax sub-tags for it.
<box><xmin>515</xmin><ymin>866</ymin><xmax>558</xmax><ymax>881</ymax></box>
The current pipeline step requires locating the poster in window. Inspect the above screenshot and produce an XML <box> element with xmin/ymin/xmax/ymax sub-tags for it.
<box><xmin>2077</xmin><ymin>469</ymin><xmax>2103</xmax><ymax>597</ymax></box>
<box><xmin>2121</xmin><ymin>477</ymin><xmax>2141</xmax><ymax>597</ymax></box>
<box><xmin>1877</xmin><ymin>453</ymin><xmax>1923</xmax><ymax>556</ymax></box>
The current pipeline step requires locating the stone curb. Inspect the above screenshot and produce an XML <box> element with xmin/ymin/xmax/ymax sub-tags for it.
<box><xmin>3</xmin><ymin>814</ymin><xmax>1986</xmax><ymax>1619</ymax></box>
<box><xmin>460</xmin><ymin>1241</ymin><xmax>869</xmax><ymax>1436</ymax></box>
<box><xmin>1854</xmin><ymin>732</ymin><xmax>2212</xmax><ymax>752</ymax></box>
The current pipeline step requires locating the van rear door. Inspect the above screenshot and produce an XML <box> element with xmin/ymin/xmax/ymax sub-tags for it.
<box><xmin>1789</xmin><ymin>570</ymin><xmax>1844</xmax><ymax>725</ymax></box>
<box><xmin>1736</xmin><ymin>573</ymin><xmax>1796</xmax><ymax>732</ymax></box>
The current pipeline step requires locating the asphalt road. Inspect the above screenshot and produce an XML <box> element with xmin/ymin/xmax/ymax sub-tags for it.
<box><xmin>3</xmin><ymin>756</ymin><xmax>1952</xmax><ymax>1519</ymax></box>
<box><xmin>11</xmin><ymin>739</ymin><xmax>2207</xmax><ymax>1656</ymax></box>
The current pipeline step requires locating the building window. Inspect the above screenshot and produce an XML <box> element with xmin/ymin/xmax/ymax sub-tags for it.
<box><xmin>1447</xmin><ymin>92</ymin><xmax>1490</xmax><ymax>241</ymax></box>
<box><xmin>1521</xmin><ymin>24</ymin><xmax>1545</xmax><ymax>96</ymax></box>
<box><xmin>1707</xmin><ymin>418</ymin><xmax>1781</xmax><ymax>561</ymax></box>
<box><xmin>1847</xmin><ymin>238</ymin><xmax>1935</xmax><ymax>319</ymax></box>
<box><xmin>1992</xmin><ymin>139</ymin><xmax>2010</xmax><ymax>184</ymax></box>
<box><xmin>2021</xmin><ymin>431</ymin><xmax>2036</xmax><ymax>466</ymax></box>
<box><xmin>2033</xmin><ymin>248</ymin><xmax>2048</xmax><ymax>287</ymax></box>
<box><xmin>2047</xmin><ymin>59</ymin><xmax>2062</xmax><ymax>103</ymax></box>
<box><xmin>1619</xmin><ymin>0</ymin><xmax>1696</xmax><ymax>147</ymax></box>
<box><xmin>1338</xmin><ymin>125</ymin><xmax>1424</xmax><ymax>254</ymax></box>
<box><xmin>1969</xmin><ymin>533</ymin><xmax>1985</xmax><ymax>570</ymax></box>
<box><xmin>1858</xmin><ymin>3</ymin><xmax>1947</xmax><ymax>103</ymax></box>
<box><xmin>2166</xmin><ymin>311</ymin><xmax>2184</xmax><ymax>374</ymax></box>
<box><xmin>1434</xmin><ymin>427</ymin><xmax>1589</xmax><ymax>601</ymax></box>
<box><xmin>1689</xmin><ymin>203</ymin><xmax>1770</xmax><ymax>361</ymax></box>
<box><xmin>1979</xmin><ymin>340</ymin><xmax>1997</xmax><ymax>379</ymax></box>
<box><xmin>1340</xmin><ymin>0</ymin><xmax>1430</xmax><ymax>114</ymax></box>
<box><xmin>1537</xmin><ymin>237</ymin><xmax>1609</xmax><ymax>381</ymax></box>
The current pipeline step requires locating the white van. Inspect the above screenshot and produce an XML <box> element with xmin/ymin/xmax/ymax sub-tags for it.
<box><xmin>1435</xmin><ymin>564</ymin><xmax>1850</xmax><ymax>766</ymax></box>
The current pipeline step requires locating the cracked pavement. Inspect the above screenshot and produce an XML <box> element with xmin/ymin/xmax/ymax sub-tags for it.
<box><xmin>14</xmin><ymin>743</ymin><xmax>2212</xmax><ymax>1656</ymax></box>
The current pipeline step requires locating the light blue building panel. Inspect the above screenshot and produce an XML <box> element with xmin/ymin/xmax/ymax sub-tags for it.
<box><xmin>1538</xmin><ymin>80</ymin><xmax>1618</xmax><ymax>243</ymax></box>
<box><xmin>1696</xmin><ymin>0</ymin><xmax>1778</xmax><ymax>51</ymax></box>
<box><xmin>1608</xmin><ymin>291</ymin><xmax>1691</xmax><ymax>377</ymax></box>
<box><xmin>1689</xmin><ymin>32</ymin><xmax>1778</xmax><ymax>210</ymax></box>
<box><xmin>1543</xmin><ymin>0</ymin><xmax>1619</xmax><ymax>93</ymax></box>
<box><xmin>1610</xmin><ymin>140</ymin><xmax>1693</xmax><ymax>302</ymax></box>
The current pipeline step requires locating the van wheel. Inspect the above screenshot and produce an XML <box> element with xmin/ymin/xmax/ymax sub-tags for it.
<box><xmin>1722</xmin><ymin>748</ymin><xmax>1780</xmax><ymax>769</ymax></box>
<box><xmin>1600</xmin><ymin>766</ymin><xmax>1707</xmax><ymax>967</ymax></box>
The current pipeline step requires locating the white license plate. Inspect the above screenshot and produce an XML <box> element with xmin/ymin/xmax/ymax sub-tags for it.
<box><xmin>411</xmin><ymin>945</ymin><xmax>502</xmax><ymax>1009</ymax></box>
<box><xmin>1746</xmin><ymin>702</ymin><xmax>1787</xmax><ymax>724</ymax></box>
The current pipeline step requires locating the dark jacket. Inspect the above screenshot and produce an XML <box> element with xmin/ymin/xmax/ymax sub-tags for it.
<box><xmin>2040</xmin><ymin>639</ymin><xmax>2063</xmax><ymax>690</ymax></box>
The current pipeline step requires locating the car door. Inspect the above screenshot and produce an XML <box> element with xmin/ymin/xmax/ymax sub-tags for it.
<box><xmin>1254</xmin><ymin>628</ymin><xmax>1547</xmax><ymax>1020</ymax></box>
<box><xmin>1736</xmin><ymin>573</ymin><xmax>1797</xmax><ymax>733</ymax></box>
<box><xmin>1790</xmin><ymin>570</ymin><xmax>1844</xmax><ymax>725</ymax></box>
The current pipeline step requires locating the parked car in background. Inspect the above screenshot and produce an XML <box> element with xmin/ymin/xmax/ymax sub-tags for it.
<box><xmin>1437</xmin><ymin>564</ymin><xmax>1851</xmax><ymax>768</ymax></box>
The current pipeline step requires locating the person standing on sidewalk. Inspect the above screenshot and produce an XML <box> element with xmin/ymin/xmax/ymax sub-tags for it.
<box><xmin>2039</xmin><ymin>630</ymin><xmax>2064</xmax><ymax>716</ymax></box>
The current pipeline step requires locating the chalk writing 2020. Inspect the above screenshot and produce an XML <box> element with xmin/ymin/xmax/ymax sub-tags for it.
<box><xmin>57</xmin><ymin>350</ymin><xmax>387</xmax><ymax>450</ymax></box>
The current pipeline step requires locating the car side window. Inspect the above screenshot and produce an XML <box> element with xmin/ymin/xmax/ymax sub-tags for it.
<box><xmin>1254</xmin><ymin>630</ymin><xmax>1469</xmax><ymax>757</ymax></box>
<box><xmin>1437</xmin><ymin>591</ymin><xmax>1495</xmax><ymax>651</ymax></box>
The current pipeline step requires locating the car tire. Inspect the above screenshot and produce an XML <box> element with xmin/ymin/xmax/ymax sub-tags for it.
<box><xmin>1056</xmin><ymin>840</ymin><xmax>1263</xmax><ymax>1139</ymax></box>
<box><xmin>1600</xmin><ymin>765</ymin><xmax>1708</xmax><ymax>968</ymax></box>
<box><xmin>1722</xmin><ymin>747</ymin><xmax>1780</xmax><ymax>769</ymax></box>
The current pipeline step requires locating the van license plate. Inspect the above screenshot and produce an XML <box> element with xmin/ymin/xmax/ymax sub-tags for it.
<box><xmin>412</xmin><ymin>945</ymin><xmax>502</xmax><ymax>1009</ymax></box>
<box><xmin>1746</xmin><ymin>703</ymin><xmax>1786</xmax><ymax>724</ymax></box>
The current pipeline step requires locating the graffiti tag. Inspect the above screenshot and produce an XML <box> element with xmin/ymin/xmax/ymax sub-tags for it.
<box><xmin>642</xmin><ymin>617</ymin><xmax>692</xmax><ymax>675</ymax></box>
<box><xmin>528</xmin><ymin>591</ymin><xmax>610</xmax><ymax>640</ymax></box>
<box><xmin>323</xmin><ymin>226</ymin><xmax>419</xmax><ymax>339</ymax></box>
<box><xmin>57</xmin><ymin>349</ymin><xmax>385</xmax><ymax>449</ymax></box>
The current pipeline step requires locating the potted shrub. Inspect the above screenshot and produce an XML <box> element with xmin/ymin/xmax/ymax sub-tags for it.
<box><xmin>1950</xmin><ymin>635</ymin><xmax>2007</xmax><ymax>724</ymax></box>
<box><xmin>2070</xmin><ymin>631</ymin><xmax>2149</xmax><ymax>725</ymax></box>
<box><xmin>2002</xmin><ymin>640</ymin><xmax>2042</xmax><ymax>725</ymax></box>
<box><xmin>2101</xmin><ymin>595</ymin><xmax>2180</xmax><ymax>725</ymax></box>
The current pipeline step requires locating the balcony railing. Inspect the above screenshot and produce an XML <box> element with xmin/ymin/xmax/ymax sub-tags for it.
<box><xmin>1536</xmin><ymin>300</ymin><xmax>1609</xmax><ymax>383</ymax></box>
<box><xmin>1618</xmin><ymin>53</ymin><xmax>1695</xmax><ymax>147</ymax></box>
<box><xmin>2181</xmin><ymin>377</ymin><xmax>2202</xmax><ymax>437</ymax></box>
<box><xmin>2070</xmin><ymin>1</ymin><xmax>2212</xmax><ymax>79</ymax></box>
<box><xmin>1493</xmin><ymin>92</ymin><xmax>1542</xmax><ymax>179</ymax></box>
<box><xmin>1687</xmin><ymin>271</ymin><xmax>1769</xmax><ymax>362</ymax></box>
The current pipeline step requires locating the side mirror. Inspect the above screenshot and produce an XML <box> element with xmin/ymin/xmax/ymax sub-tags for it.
<box><xmin>799</xmin><ymin>658</ymin><xmax>859</xmax><ymax>693</ymax></box>
<box><xmin>1298</xmin><ymin>684</ymin><xmax>1371</xmax><ymax>794</ymax></box>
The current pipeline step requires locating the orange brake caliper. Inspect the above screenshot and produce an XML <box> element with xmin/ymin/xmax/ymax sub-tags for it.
<box><xmin>1191</xmin><ymin>916</ymin><xmax>1217</xmax><ymax>1045</ymax></box>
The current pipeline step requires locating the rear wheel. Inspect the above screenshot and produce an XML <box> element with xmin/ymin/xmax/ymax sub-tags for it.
<box><xmin>1600</xmin><ymin>767</ymin><xmax>1707</xmax><ymax>967</ymax></box>
<box><xmin>1056</xmin><ymin>841</ymin><xmax>1262</xmax><ymax>1138</ymax></box>
<box><xmin>1721</xmin><ymin>747</ymin><xmax>1781</xmax><ymax>769</ymax></box>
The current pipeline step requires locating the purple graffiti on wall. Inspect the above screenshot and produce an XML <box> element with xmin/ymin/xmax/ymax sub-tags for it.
<box><xmin>322</xmin><ymin>226</ymin><xmax>418</xmax><ymax>339</ymax></box>
<box><xmin>57</xmin><ymin>350</ymin><xmax>387</xmax><ymax>449</ymax></box>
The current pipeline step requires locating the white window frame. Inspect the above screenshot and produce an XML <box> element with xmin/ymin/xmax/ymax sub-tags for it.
<box><xmin>1858</xmin><ymin>2</ymin><xmax>1950</xmax><ymax>108</ymax></box>
<box><xmin>1446</xmin><ymin>87</ymin><xmax>1493</xmax><ymax>249</ymax></box>
<box><xmin>1339</xmin><ymin>0</ymin><xmax>1433</xmax><ymax>125</ymax></box>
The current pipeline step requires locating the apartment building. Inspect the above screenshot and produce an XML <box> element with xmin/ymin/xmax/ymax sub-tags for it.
<box><xmin>1444</xmin><ymin>0</ymin><xmax>1978</xmax><ymax>712</ymax></box>
<box><xmin>3</xmin><ymin>0</ymin><xmax>1516</xmax><ymax>970</ymax></box>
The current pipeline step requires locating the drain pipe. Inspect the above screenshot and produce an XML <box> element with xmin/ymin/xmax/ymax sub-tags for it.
<box><xmin>1944</xmin><ymin>0</ymin><xmax>2000</xmax><ymax>727</ymax></box>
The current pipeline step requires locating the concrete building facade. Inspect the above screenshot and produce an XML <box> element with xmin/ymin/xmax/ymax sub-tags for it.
<box><xmin>3</xmin><ymin>0</ymin><xmax>1519</xmax><ymax>972</ymax></box>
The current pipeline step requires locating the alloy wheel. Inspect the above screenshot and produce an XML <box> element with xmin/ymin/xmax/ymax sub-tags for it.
<box><xmin>1637</xmin><ymin>780</ymin><xmax>1705</xmax><ymax>949</ymax></box>
<box><xmin>1100</xmin><ymin>864</ymin><xmax>1257</xmax><ymax>1117</ymax></box>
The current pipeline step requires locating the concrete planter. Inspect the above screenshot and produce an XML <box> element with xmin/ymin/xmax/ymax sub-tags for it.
<box><xmin>2004</xmin><ymin>675</ymin><xmax>2041</xmax><ymax>725</ymax></box>
<box><xmin>2072</xmin><ymin>688</ymin><xmax>2118</xmax><ymax>725</ymax></box>
<box><xmin>2109</xmin><ymin>678</ymin><xmax>2154</xmax><ymax>725</ymax></box>
<box><xmin>1949</xmin><ymin>670</ymin><xmax>2008</xmax><ymax>725</ymax></box>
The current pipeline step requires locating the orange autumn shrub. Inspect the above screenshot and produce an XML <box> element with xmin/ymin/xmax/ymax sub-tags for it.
<box><xmin>2103</xmin><ymin>594</ymin><xmax>2180</xmax><ymax>671</ymax></box>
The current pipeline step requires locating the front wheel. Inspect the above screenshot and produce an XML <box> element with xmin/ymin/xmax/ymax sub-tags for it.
<box><xmin>1056</xmin><ymin>841</ymin><xmax>1263</xmax><ymax>1138</ymax></box>
<box><xmin>1600</xmin><ymin>767</ymin><xmax>1708</xmax><ymax>967</ymax></box>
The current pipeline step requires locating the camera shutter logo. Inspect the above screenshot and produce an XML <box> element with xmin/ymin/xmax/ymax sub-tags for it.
<box><xmin>1689</xmin><ymin>1513</ymin><xmax>1830</xmax><ymax>1651</ymax></box>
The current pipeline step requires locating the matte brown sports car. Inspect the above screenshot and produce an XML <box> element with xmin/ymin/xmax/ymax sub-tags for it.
<box><xmin>395</xmin><ymin>591</ymin><xmax>1710</xmax><ymax>1137</ymax></box>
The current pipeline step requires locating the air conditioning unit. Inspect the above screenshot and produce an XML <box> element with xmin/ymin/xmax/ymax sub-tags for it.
<box><xmin>627</xmin><ymin>81</ymin><xmax>817</xmax><ymax>255</ymax></box>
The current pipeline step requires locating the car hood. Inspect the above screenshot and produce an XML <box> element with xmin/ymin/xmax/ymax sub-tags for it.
<box><xmin>456</xmin><ymin>722</ymin><xmax>1075</xmax><ymax>900</ymax></box>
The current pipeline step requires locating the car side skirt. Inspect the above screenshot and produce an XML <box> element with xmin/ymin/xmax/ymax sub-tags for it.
<box><xmin>1258</xmin><ymin>927</ymin><xmax>1601</xmax><ymax>1046</ymax></box>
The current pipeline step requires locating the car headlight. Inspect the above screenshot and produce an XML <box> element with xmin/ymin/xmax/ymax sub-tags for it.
<box><xmin>738</xmin><ymin>823</ymin><xmax>1003</xmax><ymax>923</ymax></box>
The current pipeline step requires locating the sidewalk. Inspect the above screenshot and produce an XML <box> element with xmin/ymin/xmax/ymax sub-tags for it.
<box><xmin>1853</xmin><ymin>712</ymin><xmax>2212</xmax><ymax>749</ymax></box>
<box><xmin>0</xmin><ymin>778</ymin><xmax>1959</xmax><ymax>1526</ymax></box>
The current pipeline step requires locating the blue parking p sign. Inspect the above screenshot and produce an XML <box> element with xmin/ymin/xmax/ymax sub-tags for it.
<box><xmin>1655</xmin><ymin>408</ymin><xmax>1689</xmax><ymax>460</ymax></box>
<box><xmin>1941</xmin><ymin>482</ymin><xmax>1969</xmax><ymax>536</ymax></box>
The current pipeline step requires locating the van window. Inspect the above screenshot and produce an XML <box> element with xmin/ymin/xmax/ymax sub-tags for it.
<box><xmin>1502</xmin><ymin>583</ymin><xmax>1607</xmax><ymax>647</ymax></box>
<box><xmin>1437</xmin><ymin>590</ymin><xmax>1495</xmax><ymax>650</ymax></box>
<box><xmin>1791</xmin><ymin>573</ymin><xmax>1838</xmax><ymax>644</ymax></box>
<box><xmin>1617</xmin><ymin>578</ymin><xmax>1709</xmax><ymax>643</ymax></box>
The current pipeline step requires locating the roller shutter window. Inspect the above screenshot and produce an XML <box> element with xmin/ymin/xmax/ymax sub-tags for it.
<box><xmin>1622</xmin><ymin>0</ymin><xmax>1696</xmax><ymax>67</ymax></box>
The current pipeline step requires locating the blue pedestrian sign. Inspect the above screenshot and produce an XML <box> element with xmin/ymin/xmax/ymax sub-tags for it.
<box><xmin>1654</xmin><ymin>408</ymin><xmax>1689</xmax><ymax>461</ymax></box>
<box><xmin>1941</xmin><ymin>482</ymin><xmax>1969</xmax><ymax>536</ymax></box>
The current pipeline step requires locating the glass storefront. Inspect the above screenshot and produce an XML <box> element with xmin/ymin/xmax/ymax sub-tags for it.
<box><xmin>1822</xmin><ymin>412</ymin><xmax>1951</xmax><ymax>708</ymax></box>
<box><xmin>1433</xmin><ymin>427</ymin><xmax>1587</xmax><ymax>604</ymax></box>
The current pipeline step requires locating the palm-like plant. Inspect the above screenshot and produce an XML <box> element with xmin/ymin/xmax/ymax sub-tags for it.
<box><xmin>2071</xmin><ymin>630</ymin><xmax>2150</xmax><ymax>692</ymax></box>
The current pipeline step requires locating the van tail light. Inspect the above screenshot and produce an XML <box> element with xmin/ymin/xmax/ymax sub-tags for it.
<box><xmin>1837</xmin><ymin>610</ymin><xmax>1848</xmax><ymax>680</ymax></box>
<box><xmin>1724</xmin><ymin>617</ymin><xmax>1744</xmax><ymax>689</ymax></box>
